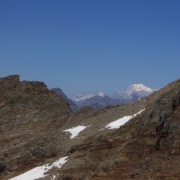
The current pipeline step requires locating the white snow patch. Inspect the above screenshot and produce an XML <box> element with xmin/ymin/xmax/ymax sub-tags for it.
<box><xmin>105</xmin><ymin>109</ymin><xmax>145</xmax><ymax>129</ymax></box>
<box><xmin>9</xmin><ymin>156</ymin><xmax>68</xmax><ymax>180</ymax></box>
<box><xmin>98</xmin><ymin>92</ymin><xmax>106</xmax><ymax>97</ymax></box>
<box><xmin>63</xmin><ymin>125</ymin><xmax>91</xmax><ymax>139</ymax></box>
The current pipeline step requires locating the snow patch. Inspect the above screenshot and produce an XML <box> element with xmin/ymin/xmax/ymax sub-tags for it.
<box><xmin>63</xmin><ymin>125</ymin><xmax>91</xmax><ymax>139</ymax></box>
<box><xmin>51</xmin><ymin>175</ymin><xmax>56</xmax><ymax>180</ymax></box>
<box><xmin>9</xmin><ymin>156</ymin><xmax>68</xmax><ymax>180</ymax></box>
<box><xmin>98</xmin><ymin>92</ymin><xmax>106</xmax><ymax>97</ymax></box>
<box><xmin>105</xmin><ymin>109</ymin><xmax>145</xmax><ymax>129</ymax></box>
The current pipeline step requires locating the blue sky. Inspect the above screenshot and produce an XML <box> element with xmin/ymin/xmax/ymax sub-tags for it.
<box><xmin>0</xmin><ymin>0</ymin><xmax>180</xmax><ymax>97</ymax></box>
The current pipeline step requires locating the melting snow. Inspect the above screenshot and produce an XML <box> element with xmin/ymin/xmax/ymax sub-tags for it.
<box><xmin>9</xmin><ymin>156</ymin><xmax>68</xmax><ymax>180</ymax></box>
<box><xmin>63</xmin><ymin>125</ymin><xmax>91</xmax><ymax>139</ymax></box>
<box><xmin>105</xmin><ymin>109</ymin><xmax>145</xmax><ymax>129</ymax></box>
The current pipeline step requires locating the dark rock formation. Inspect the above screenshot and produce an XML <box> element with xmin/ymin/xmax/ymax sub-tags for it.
<box><xmin>51</xmin><ymin>87</ymin><xmax>78</xmax><ymax>112</ymax></box>
<box><xmin>0</xmin><ymin>75</ymin><xmax>72</xmax><ymax>179</ymax></box>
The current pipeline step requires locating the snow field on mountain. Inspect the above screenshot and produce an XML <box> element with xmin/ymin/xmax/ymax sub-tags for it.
<box><xmin>63</xmin><ymin>109</ymin><xmax>145</xmax><ymax>140</ymax></box>
<box><xmin>63</xmin><ymin>125</ymin><xmax>91</xmax><ymax>138</ymax></box>
<box><xmin>9</xmin><ymin>156</ymin><xmax>68</xmax><ymax>180</ymax></box>
<box><xmin>9</xmin><ymin>110</ymin><xmax>145</xmax><ymax>180</ymax></box>
<box><xmin>105</xmin><ymin>109</ymin><xmax>145</xmax><ymax>129</ymax></box>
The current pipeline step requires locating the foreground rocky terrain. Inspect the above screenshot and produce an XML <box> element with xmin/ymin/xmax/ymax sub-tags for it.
<box><xmin>0</xmin><ymin>75</ymin><xmax>180</xmax><ymax>179</ymax></box>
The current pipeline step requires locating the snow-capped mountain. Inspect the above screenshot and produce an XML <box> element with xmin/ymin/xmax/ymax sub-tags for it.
<box><xmin>111</xmin><ymin>84</ymin><xmax>156</xmax><ymax>100</ymax></box>
<box><xmin>72</xmin><ymin>92</ymin><xmax>113</xmax><ymax>110</ymax></box>
<box><xmin>71</xmin><ymin>84</ymin><xmax>156</xmax><ymax>110</ymax></box>
<box><xmin>98</xmin><ymin>92</ymin><xmax>106</xmax><ymax>97</ymax></box>
<box><xmin>126</xmin><ymin>84</ymin><xmax>153</xmax><ymax>94</ymax></box>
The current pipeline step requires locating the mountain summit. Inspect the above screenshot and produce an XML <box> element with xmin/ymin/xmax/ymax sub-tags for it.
<box><xmin>72</xmin><ymin>84</ymin><xmax>156</xmax><ymax>110</ymax></box>
<box><xmin>125</xmin><ymin>84</ymin><xmax>153</xmax><ymax>94</ymax></box>
<box><xmin>111</xmin><ymin>84</ymin><xmax>156</xmax><ymax>100</ymax></box>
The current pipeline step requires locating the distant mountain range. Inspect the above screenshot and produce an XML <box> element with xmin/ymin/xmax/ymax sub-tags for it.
<box><xmin>55</xmin><ymin>84</ymin><xmax>156</xmax><ymax>111</ymax></box>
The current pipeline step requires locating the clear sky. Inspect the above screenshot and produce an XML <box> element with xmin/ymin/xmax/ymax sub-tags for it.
<box><xmin>0</xmin><ymin>0</ymin><xmax>180</xmax><ymax>97</ymax></box>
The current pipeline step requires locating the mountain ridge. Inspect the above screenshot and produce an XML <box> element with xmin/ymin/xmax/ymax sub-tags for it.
<box><xmin>71</xmin><ymin>84</ymin><xmax>156</xmax><ymax>110</ymax></box>
<box><xmin>51</xmin><ymin>87</ymin><xmax>78</xmax><ymax>112</ymax></box>
<box><xmin>0</xmin><ymin>75</ymin><xmax>180</xmax><ymax>179</ymax></box>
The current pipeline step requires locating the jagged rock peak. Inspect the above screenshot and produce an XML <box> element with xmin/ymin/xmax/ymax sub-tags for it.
<box><xmin>0</xmin><ymin>74</ymin><xmax>20</xmax><ymax>81</ymax></box>
<box><xmin>0</xmin><ymin>74</ymin><xmax>50</xmax><ymax>95</ymax></box>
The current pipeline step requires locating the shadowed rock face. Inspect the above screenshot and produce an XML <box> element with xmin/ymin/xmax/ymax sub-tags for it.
<box><xmin>0</xmin><ymin>75</ymin><xmax>180</xmax><ymax>179</ymax></box>
<box><xmin>51</xmin><ymin>87</ymin><xmax>78</xmax><ymax>112</ymax></box>
<box><xmin>0</xmin><ymin>75</ymin><xmax>72</xmax><ymax>178</ymax></box>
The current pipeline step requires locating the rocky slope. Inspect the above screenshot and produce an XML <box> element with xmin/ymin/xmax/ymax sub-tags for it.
<box><xmin>58</xmin><ymin>79</ymin><xmax>180</xmax><ymax>179</ymax></box>
<box><xmin>0</xmin><ymin>75</ymin><xmax>72</xmax><ymax>179</ymax></box>
<box><xmin>51</xmin><ymin>87</ymin><xmax>78</xmax><ymax>112</ymax></box>
<box><xmin>0</xmin><ymin>75</ymin><xmax>180</xmax><ymax>180</ymax></box>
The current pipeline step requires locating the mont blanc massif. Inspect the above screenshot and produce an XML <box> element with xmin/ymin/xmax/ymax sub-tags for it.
<box><xmin>52</xmin><ymin>84</ymin><xmax>156</xmax><ymax>111</ymax></box>
<box><xmin>0</xmin><ymin>75</ymin><xmax>180</xmax><ymax>180</ymax></box>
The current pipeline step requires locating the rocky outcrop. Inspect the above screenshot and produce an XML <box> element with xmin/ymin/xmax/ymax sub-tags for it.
<box><xmin>51</xmin><ymin>87</ymin><xmax>78</xmax><ymax>112</ymax></box>
<box><xmin>0</xmin><ymin>75</ymin><xmax>72</xmax><ymax>179</ymax></box>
